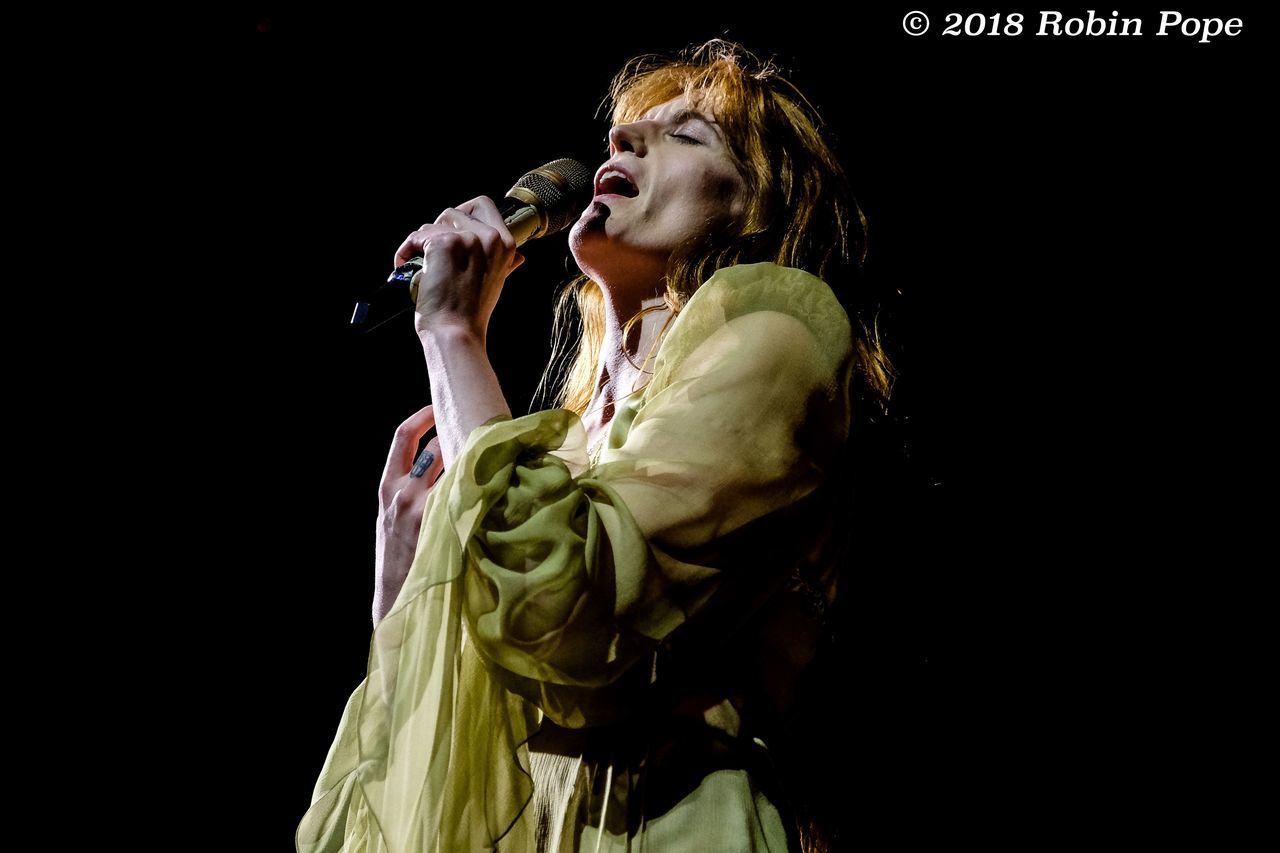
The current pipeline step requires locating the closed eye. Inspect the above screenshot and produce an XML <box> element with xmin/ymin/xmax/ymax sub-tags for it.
<box><xmin>669</xmin><ymin>132</ymin><xmax>701</xmax><ymax>144</ymax></box>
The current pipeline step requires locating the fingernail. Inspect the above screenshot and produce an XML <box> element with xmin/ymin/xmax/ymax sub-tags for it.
<box><xmin>410</xmin><ymin>448</ymin><xmax>435</xmax><ymax>478</ymax></box>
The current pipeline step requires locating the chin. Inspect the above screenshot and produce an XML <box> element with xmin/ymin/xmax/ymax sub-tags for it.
<box><xmin>568</xmin><ymin>213</ymin><xmax>662</xmax><ymax>288</ymax></box>
<box><xmin>568</xmin><ymin>217</ymin><xmax>610</xmax><ymax>278</ymax></box>
<box><xmin>568</xmin><ymin>245</ymin><xmax>606</xmax><ymax>285</ymax></box>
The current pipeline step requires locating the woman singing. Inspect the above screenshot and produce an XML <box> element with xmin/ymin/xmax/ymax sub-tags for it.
<box><xmin>297</xmin><ymin>37</ymin><xmax>895</xmax><ymax>852</ymax></box>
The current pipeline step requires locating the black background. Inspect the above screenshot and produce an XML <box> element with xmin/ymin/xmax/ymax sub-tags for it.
<box><xmin>163</xmin><ymin>4</ymin><xmax>1265</xmax><ymax>847</ymax></box>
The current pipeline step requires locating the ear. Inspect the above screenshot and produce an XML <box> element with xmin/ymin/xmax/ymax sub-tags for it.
<box><xmin>728</xmin><ymin>182</ymin><xmax>749</xmax><ymax>224</ymax></box>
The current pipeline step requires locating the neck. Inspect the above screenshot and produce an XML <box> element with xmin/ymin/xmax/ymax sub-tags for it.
<box><xmin>586</xmin><ymin>287</ymin><xmax>672</xmax><ymax>430</ymax></box>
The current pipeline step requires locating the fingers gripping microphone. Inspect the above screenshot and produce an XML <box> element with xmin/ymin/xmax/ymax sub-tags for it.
<box><xmin>350</xmin><ymin>157</ymin><xmax>594</xmax><ymax>329</ymax></box>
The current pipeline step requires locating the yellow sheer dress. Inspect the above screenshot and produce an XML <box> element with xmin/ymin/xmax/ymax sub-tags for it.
<box><xmin>296</xmin><ymin>261</ymin><xmax>855</xmax><ymax>852</ymax></box>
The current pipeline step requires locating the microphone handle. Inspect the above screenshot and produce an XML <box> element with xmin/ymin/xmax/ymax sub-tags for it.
<box><xmin>351</xmin><ymin>196</ymin><xmax>540</xmax><ymax>329</ymax></box>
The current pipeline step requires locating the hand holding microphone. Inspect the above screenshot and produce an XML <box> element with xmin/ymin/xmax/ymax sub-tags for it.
<box><xmin>394</xmin><ymin>197</ymin><xmax>526</xmax><ymax>341</ymax></box>
<box><xmin>351</xmin><ymin>158</ymin><xmax>593</xmax><ymax>334</ymax></box>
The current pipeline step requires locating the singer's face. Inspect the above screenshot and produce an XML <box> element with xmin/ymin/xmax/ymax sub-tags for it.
<box><xmin>569</xmin><ymin>94</ymin><xmax>747</xmax><ymax>298</ymax></box>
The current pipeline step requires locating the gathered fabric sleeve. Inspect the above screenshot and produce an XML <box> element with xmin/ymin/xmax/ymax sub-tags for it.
<box><xmin>295</xmin><ymin>262</ymin><xmax>855</xmax><ymax>853</ymax></box>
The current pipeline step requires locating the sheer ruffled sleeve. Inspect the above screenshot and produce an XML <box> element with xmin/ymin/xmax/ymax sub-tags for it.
<box><xmin>296</xmin><ymin>262</ymin><xmax>855</xmax><ymax>853</ymax></box>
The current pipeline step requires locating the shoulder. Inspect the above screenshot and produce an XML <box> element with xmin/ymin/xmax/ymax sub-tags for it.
<box><xmin>653</xmin><ymin>262</ymin><xmax>854</xmax><ymax>381</ymax></box>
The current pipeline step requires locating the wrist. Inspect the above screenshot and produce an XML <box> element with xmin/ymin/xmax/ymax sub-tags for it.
<box><xmin>417</xmin><ymin>318</ymin><xmax>485</xmax><ymax>347</ymax></box>
<box><xmin>375</xmin><ymin>532</ymin><xmax>417</xmax><ymax>581</ymax></box>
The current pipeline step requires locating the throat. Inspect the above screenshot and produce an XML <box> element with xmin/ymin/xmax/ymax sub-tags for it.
<box><xmin>586</xmin><ymin>399</ymin><xmax>615</xmax><ymax>444</ymax></box>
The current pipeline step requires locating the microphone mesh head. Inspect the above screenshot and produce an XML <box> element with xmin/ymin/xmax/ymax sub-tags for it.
<box><xmin>509</xmin><ymin>158</ymin><xmax>594</xmax><ymax>236</ymax></box>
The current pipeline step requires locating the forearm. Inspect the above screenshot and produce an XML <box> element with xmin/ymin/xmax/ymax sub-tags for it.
<box><xmin>418</xmin><ymin>325</ymin><xmax>512</xmax><ymax>469</ymax></box>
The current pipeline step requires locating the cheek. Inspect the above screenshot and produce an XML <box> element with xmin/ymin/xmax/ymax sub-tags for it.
<box><xmin>701</xmin><ymin>171</ymin><xmax>747</xmax><ymax>222</ymax></box>
<box><xmin>645</xmin><ymin>164</ymin><xmax>746</xmax><ymax>233</ymax></box>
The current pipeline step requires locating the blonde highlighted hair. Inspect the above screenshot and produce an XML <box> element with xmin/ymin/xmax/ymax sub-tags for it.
<box><xmin>533</xmin><ymin>38</ymin><xmax>895</xmax><ymax>422</ymax></box>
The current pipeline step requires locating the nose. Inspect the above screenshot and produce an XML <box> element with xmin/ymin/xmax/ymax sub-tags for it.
<box><xmin>608</xmin><ymin>120</ymin><xmax>648</xmax><ymax>157</ymax></box>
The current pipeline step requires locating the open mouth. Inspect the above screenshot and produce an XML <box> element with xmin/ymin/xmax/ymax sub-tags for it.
<box><xmin>595</xmin><ymin>170</ymin><xmax>639</xmax><ymax>198</ymax></box>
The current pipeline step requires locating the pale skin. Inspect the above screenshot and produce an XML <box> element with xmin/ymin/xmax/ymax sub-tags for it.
<box><xmin>372</xmin><ymin>93</ymin><xmax>748</xmax><ymax>628</ymax></box>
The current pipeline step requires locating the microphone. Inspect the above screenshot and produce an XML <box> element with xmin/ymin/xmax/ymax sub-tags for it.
<box><xmin>351</xmin><ymin>157</ymin><xmax>594</xmax><ymax>329</ymax></box>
